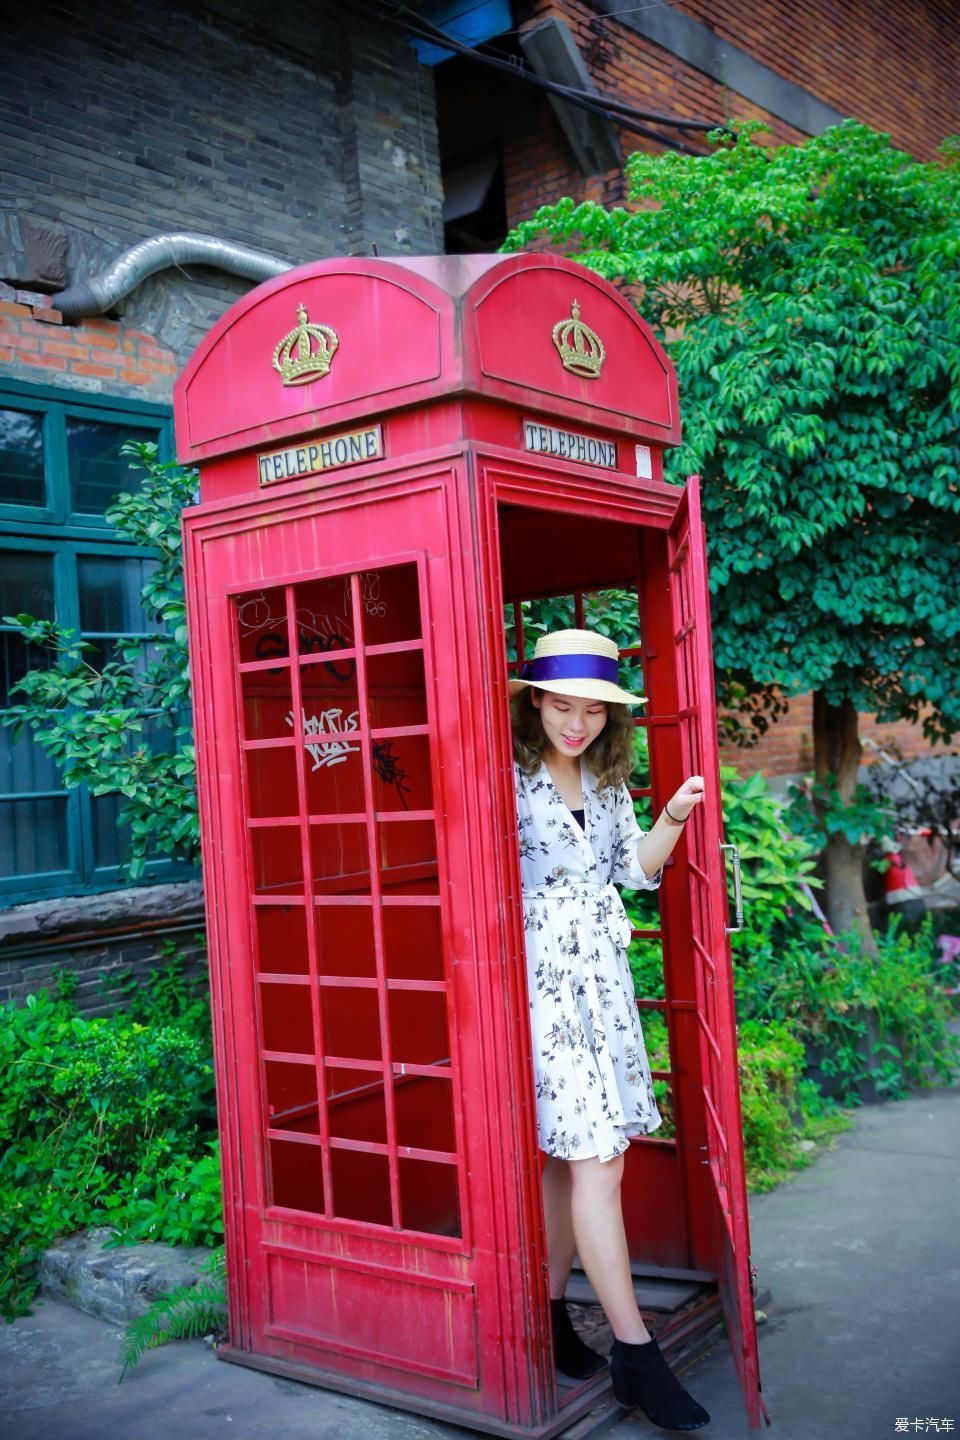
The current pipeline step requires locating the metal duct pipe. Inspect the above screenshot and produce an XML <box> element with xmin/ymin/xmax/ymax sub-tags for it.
<box><xmin>52</xmin><ymin>232</ymin><xmax>294</xmax><ymax>321</ymax></box>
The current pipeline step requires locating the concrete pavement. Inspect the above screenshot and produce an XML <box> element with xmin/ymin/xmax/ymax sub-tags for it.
<box><xmin>2</xmin><ymin>1083</ymin><xmax>958</xmax><ymax>1440</ymax></box>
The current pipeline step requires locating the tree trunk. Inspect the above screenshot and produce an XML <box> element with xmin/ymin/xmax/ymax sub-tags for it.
<box><xmin>812</xmin><ymin>691</ymin><xmax>877</xmax><ymax>956</ymax></box>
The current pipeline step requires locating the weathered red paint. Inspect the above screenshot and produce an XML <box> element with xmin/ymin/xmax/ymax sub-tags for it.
<box><xmin>175</xmin><ymin>253</ymin><xmax>768</xmax><ymax>1436</ymax></box>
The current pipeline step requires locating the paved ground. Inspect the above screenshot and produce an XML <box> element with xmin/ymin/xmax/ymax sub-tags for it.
<box><xmin>2</xmin><ymin>1082</ymin><xmax>958</xmax><ymax>1440</ymax></box>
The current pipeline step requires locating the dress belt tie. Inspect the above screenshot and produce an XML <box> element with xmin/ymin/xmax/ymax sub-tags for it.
<box><xmin>520</xmin><ymin>881</ymin><xmax>632</xmax><ymax>950</ymax></box>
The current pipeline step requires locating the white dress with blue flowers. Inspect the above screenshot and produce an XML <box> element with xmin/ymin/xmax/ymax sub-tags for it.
<box><xmin>513</xmin><ymin>757</ymin><xmax>664</xmax><ymax>1163</ymax></box>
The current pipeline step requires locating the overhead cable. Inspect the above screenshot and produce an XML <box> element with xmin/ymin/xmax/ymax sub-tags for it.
<box><xmin>362</xmin><ymin>1</ymin><xmax>734</xmax><ymax>156</ymax></box>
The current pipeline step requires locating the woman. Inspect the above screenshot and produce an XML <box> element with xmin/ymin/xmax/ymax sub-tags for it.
<box><xmin>511</xmin><ymin>627</ymin><xmax>710</xmax><ymax>1430</ymax></box>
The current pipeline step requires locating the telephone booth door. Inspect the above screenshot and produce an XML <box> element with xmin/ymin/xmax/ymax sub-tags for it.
<box><xmin>489</xmin><ymin>472</ymin><xmax>767</xmax><ymax>1430</ymax></box>
<box><xmin>667</xmin><ymin>477</ymin><xmax>766</xmax><ymax>1424</ymax></box>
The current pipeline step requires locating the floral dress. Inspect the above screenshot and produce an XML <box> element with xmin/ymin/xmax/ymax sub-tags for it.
<box><xmin>513</xmin><ymin>757</ymin><xmax>664</xmax><ymax>1163</ymax></box>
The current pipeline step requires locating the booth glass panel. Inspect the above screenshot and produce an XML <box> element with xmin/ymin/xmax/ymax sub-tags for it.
<box><xmin>388</xmin><ymin>987</ymin><xmax>450</xmax><ymax>1065</ymax></box>
<box><xmin>292</xmin><ymin>574</ymin><xmax>354</xmax><ymax>657</ymax></box>
<box><xmin>382</xmin><ymin>905</ymin><xmax>444</xmax><ymax>981</ymax></box>
<box><xmin>236</xmin><ymin>564</ymin><xmax>461</xmax><ymax>1237</ymax></box>
<box><xmin>330</xmin><ymin>1148</ymin><xmax>392</xmax><ymax>1226</ymax></box>
<box><xmin>394</xmin><ymin>1075</ymin><xmax>456</xmax><ymax>1153</ymax></box>
<box><xmin>297</xmin><ymin>658</ymin><xmax>361</xmax><ymax>741</ymax></box>
<box><xmin>310</xmin><ymin>823</ymin><xmax>370</xmax><ymax>894</ymax></box>
<box><xmin>260</xmin><ymin>982</ymin><xmax>315</xmax><ymax>1056</ymax></box>
<box><xmin>270</xmin><ymin>1138</ymin><xmax>324</xmax><ymax>1213</ymax></box>
<box><xmin>356</xmin><ymin>565</ymin><xmax>422</xmax><ymax>646</ymax></box>
<box><xmin>320</xmin><ymin>982</ymin><xmax>383</xmax><ymax>1062</ymax></box>
<box><xmin>265</xmin><ymin>1059</ymin><xmax>320</xmax><ymax>1135</ymax></box>
<box><xmin>251</xmin><ymin>826</ymin><xmax>303</xmax><ymax>895</ymax></box>
<box><xmin>315</xmin><ymin>903</ymin><xmax>377</xmax><ymax>978</ymax></box>
<box><xmin>242</xmin><ymin>669</ymin><xmax>294</xmax><ymax>741</ymax></box>
<box><xmin>237</xmin><ymin>587</ymin><xmax>289</xmax><ymax>665</ymax></box>
<box><xmin>255</xmin><ymin>904</ymin><xmax>310</xmax><ymax>975</ymax></box>
<box><xmin>378</xmin><ymin>819</ymin><xmax>439</xmax><ymax>894</ymax></box>
<box><xmin>399</xmin><ymin>1158</ymin><xmax>460</xmax><ymax>1236</ymax></box>
<box><xmin>373</xmin><ymin>736</ymin><xmax>432</xmax><ymax>813</ymax></box>
<box><xmin>246</xmin><ymin>746</ymin><xmax>299</xmax><ymax>819</ymax></box>
<box><xmin>365</xmin><ymin>648</ymin><xmax>429</xmax><ymax>728</ymax></box>
<box><xmin>326</xmin><ymin>1067</ymin><xmax>388</xmax><ymax>1144</ymax></box>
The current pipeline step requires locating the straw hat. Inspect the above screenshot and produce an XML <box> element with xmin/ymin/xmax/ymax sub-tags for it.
<box><xmin>509</xmin><ymin>628</ymin><xmax>647</xmax><ymax>706</ymax></box>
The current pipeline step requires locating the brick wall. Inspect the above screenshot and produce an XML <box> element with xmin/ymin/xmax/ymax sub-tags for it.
<box><xmin>718</xmin><ymin>696</ymin><xmax>958</xmax><ymax>787</ymax></box>
<box><xmin>0</xmin><ymin>291</ymin><xmax>178</xmax><ymax>399</ymax></box>
<box><xmin>673</xmin><ymin>0</ymin><xmax>959</xmax><ymax>162</ymax></box>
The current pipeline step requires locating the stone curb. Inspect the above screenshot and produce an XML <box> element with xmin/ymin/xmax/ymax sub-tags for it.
<box><xmin>40</xmin><ymin>1227</ymin><xmax>216</xmax><ymax>1326</ymax></box>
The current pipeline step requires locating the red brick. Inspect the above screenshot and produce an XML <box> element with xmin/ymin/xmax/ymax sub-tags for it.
<box><xmin>72</xmin><ymin>362</ymin><xmax>119</xmax><ymax>378</ymax></box>
<box><xmin>85</xmin><ymin>328</ymin><xmax>120</xmax><ymax>349</ymax></box>
<box><xmin>43</xmin><ymin>341</ymin><xmax>91</xmax><ymax>360</ymax></box>
<box><xmin>20</xmin><ymin>352</ymin><xmax>67</xmax><ymax>370</ymax></box>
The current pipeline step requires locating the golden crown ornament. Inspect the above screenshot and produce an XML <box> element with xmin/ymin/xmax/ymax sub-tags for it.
<box><xmin>552</xmin><ymin>299</ymin><xmax>605</xmax><ymax>379</ymax></box>
<box><xmin>272</xmin><ymin>303</ymin><xmax>340</xmax><ymax>386</ymax></box>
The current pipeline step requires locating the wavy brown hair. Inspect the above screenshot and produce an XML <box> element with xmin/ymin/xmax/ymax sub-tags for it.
<box><xmin>511</xmin><ymin>687</ymin><xmax>636</xmax><ymax>791</ymax></box>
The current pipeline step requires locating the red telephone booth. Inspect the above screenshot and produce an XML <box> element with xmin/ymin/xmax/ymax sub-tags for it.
<box><xmin>175</xmin><ymin>254</ymin><xmax>768</xmax><ymax>1437</ymax></box>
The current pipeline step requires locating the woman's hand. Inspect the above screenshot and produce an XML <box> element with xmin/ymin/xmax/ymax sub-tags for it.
<box><xmin>666</xmin><ymin>775</ymin><xmax>705</xmax><ymax>823</ymax></box>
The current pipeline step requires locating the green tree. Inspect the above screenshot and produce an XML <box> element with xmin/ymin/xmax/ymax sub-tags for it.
<box><xmin>3</xmin><ymin>444</ymin><xmax>200</xmax><ymax>881</ymax></box>
<box><xmin>504</xmin><ymin>120</ymin><xmax>960</xmax><ymax>948</ymax></box>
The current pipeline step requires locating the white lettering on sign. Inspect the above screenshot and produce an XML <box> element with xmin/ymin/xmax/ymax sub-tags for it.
<box><xmin>258</xmin><ymin>426</ymin><xmax>383</xmax><ymax>487</ymax></box>
<box><xmin>523</xmin><ymin>419</ymin><xmax>617</xmax><ymax>470</ymax></box>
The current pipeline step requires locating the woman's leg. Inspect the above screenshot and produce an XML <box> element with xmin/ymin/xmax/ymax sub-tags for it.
<box><xmin>568</xmin><ymin>1152</ymin><xmax>651</xmax><ymax>1343</ymax></box>
<box><xmin>541</xmin><ymin>1153</ymin><xmax>577</xmax><ymax>1299</ymax></box>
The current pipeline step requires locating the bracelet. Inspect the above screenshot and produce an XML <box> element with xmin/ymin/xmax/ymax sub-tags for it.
<box><xmin>664</xmin><ymin>802</ymin><xmax>688</xmax><ymax>825</ymax></box>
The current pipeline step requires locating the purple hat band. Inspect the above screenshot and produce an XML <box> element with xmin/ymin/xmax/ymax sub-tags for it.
<box><xmin>521</xmin><ymin>653</ymin><xmax>619</xmax><ymax>685</ymax></box>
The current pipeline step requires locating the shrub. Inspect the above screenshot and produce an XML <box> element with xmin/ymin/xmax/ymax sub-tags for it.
<box><xmin>0</xmin><ymin>953</ymin><xmax>220</xmax><ymax>1319</ymax></box>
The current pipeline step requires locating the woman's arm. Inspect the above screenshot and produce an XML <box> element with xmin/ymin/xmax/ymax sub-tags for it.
<box><xmin>634</xmin><ymin>775</ymin><xmax>705</xmax><ymax>878</ymax></box>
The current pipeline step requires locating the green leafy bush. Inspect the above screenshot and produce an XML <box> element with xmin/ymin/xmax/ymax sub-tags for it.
<box><xmin>0</xmin><ymin>953</ymin><xmax>221</xmax><ymax>1319</ymax></box>
<box><xmin>628</xmin><ymin>765</ymin><xmax>959</xmax><ymax>1191</ymax></box>
<box><xmin>798</xmin><ymin>914</ymin><xmax>960</xmax><ymax>1100</ymax></box>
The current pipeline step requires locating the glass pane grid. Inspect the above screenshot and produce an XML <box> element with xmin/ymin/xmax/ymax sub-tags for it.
<box><xmin>0</xmin><ymin>407</ymin><xmax>46</xmax><ymax>507</ymax></box>
<box><xmin>239</xmin><ymin>564</ymin><xmax>461</xmax><ymax>1237</ymax></box>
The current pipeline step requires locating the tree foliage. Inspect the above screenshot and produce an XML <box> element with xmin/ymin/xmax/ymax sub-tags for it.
<box><xmin>504</xmin><ymin>121</ymin><xmax>960</xmax><ymax>745</ymax></box>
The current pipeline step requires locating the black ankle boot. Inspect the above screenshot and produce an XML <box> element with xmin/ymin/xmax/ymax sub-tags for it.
<box><xmin>610</xmin><ymin>1335</ymin><xmax>710</xmax><ymax>1430</ymax></box>
<box><xmin>550</xmin><ymin>1297</ymin><xmax>607</xmax><ymax>1378</ymax></box>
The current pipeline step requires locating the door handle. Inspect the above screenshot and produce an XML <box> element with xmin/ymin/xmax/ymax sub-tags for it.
<box><xmin>720</xmin><ymin>842</ymin><xmax>745</xmax><ymax>934</ymax></box>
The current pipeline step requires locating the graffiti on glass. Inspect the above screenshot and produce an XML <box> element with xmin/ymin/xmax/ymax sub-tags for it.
<box><xmin>286</xmin><ymin>707</ymin><xmax>360</xmax><ymax>770</ymax></box>
<box><xmin>372</xmin><ymin>739</ymin><xmax>411</xmax><ymax>809</ymax></box>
